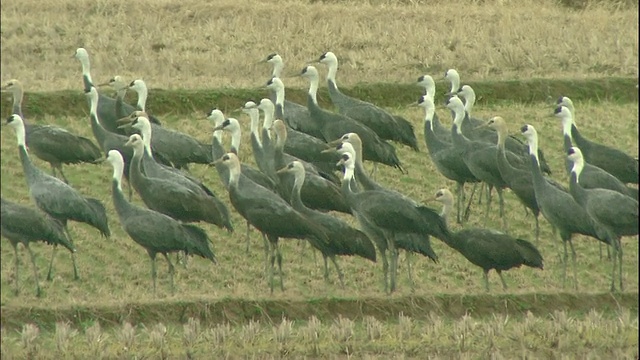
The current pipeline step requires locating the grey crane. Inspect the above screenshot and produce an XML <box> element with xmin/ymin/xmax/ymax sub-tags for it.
<box><xmin>415</xmin><ymin>94</ymin><xmax>480</xmax><ymax>225</ymax></box>
<box><xmin>567</xmin><ymin>146</ymin><xmax>638</xmax><ymax>292</ymax></box>
<box><xmin>124</xmin><ymin>134</ymin><xmax>233</xmax><ymax>231</ymax></box>
<box><xmin>555</xmin><ymin>105</ymin><xmax>638</xmax><ymax>199</ymax></box>
<box><xmin>433</xmin><ymin>188</ymin><xmax>544</xmax><ymax>291</ymax></box>
<box><xmin>277</xmin><ymin>161</ymin><xmax>377</xmax><ymax>286</ymax></box>
<box><xmin>104</xmin><ymin>150</ymin><xmax>216</xmax><ymax>294</ymax></box>
<box><xmin>85</xmin><ymin>87</ymin><xmax>170</xmax><ymax>201</ymax></box>
<box><xmin>326</xmin><ymin>137</ymin><xmax>439</xmax><ymax>292</ymax></box>
<box><xmin>265</xmin><ymin>77</ymin><xmax>341</xmax><ymax>173</ymax></box>
<box><xmin>212</xmin><ymin>152</ymin><xmax>330</xmax><ymax>293</ymax></box>
<box><xmin>123</xmin><ymin>80</ymin><xmax>213</xmax><ymax>170</ymax></box>
<box><xmin>73</xmin><ymin>48</ymin><xmax>161</xmax><ymax>133</ymax></box>
<box><xmin>298</xmin><ymin>65</ymin><xmax>404</xmax><ymax>173</ymax></box>
<box><xmin>521</xmin><ymin>124</ymin><xmax>609</xmax><ymax>289</ymax></box>
<box><xmin>96</xmin><ymin>75</ymin><xmax>131</xmax><ymax>123</ymax></box>
<box><xmin>272</xmin><ymin>120</ymin><xmax>351</xmax><ymax>214</ymax></box>
<box><xmin>557</xmin><ymin>96</ymin><xmax>638</xmax><ymax>184</ymax></box>
<box><xmin>315</xmin><ymin>51</ymin><xmax>419</xmax><ymax>151</ymax></box>
<box><xmin>206</xmin><ymin>111</ymin><xmax>283</xmax><ymax>257</ymax></box>
<box><xmin>336</xmin><ymin>150</ymin><xmax>449</xmax><ymax>293</ymax></box>
<box><xmin>4</xmin><ymin>114</ymin><xmax>110</xmax><ymax>281</ymax></box>
<box><xmin>255</xmin><ymin>98</ymin><xmax>340</xmax><ymax>184</ymax></box>
<box><xmin>261</xmin><ymin>53</ymin><xmax>321</xmax><ymax>137</ymax></box>
<box><xmin>238</xmin><ymin>100</ymin><xmax>280</xmax><ymax>184</ymax></box>
<box><xmin>1</xmin><ymin>197</ymin><xmax>76</xmax><ymax>297</ymax></box>
<box><xmin>445</xmin><ymin>96</ymin><xmax>511</xmax><ymax>230</ymax></box>
<box><xmin>454</xmin><ymin>84</ymin><xmax>554</xmax><ymax>176</ymax></box>
<box><xmin>1</xmin><ymin>79</ymin><xmax>103</xmax><ymax>184</ymax></box>
<box><xmin>416</xmin><ymin>75</ymin><xmax>453</xmax><ymax>140</ymax></box>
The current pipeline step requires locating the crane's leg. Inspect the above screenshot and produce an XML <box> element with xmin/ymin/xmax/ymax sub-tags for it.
<box><xmin>483</xmin><ymin>270</ymin><xmax>490</xmax><ymax>292</ymax></box>
<box><xmin>598</xmin><ymin>242</ymin><xmax>603</xmax><ymax>260</ymax></box>
<box><xmin>561</xmin><ymin>240</ymin><xmax>568</xmax><ymax>289</ymax></box>
<box><xmin>163</xmin><ymin>253</ymin><xmax>176</xmax><ymax>295</ymax></box>
<box><xmin>46</xmin><ymin>245</ymin><xmax>58</xmax><ymax>281</ymax></box>
<box><xmin>12</xmin><ymin>244</ymin><xmax>20</xmax><ymax>295</ymax></box>
<box><xmin>617</xmin><ymin>239</ymin><xmax>623</xmax><ymax>292</ymax></box>
<box><xmin>534</xmin><ymin>214</ymin><xmax>540</xmax><ymax>244</ymax></box>
<box><xmin>609</xmin><ymin>239</ymin><xmax>618</xmax><ymax>292</ymax></box>
<box><xmin>463</xmin><ymin>183</ymin><xmax>478</xmax><ymax>222</ymax></box>
<box><xmin>57</xmin><ymin>165</ymin><xmax>70</xmax><ymax>185</ymax></box>
<box><xmin>50</xmin><ymin>164</ymin><xmax>57</xmax><ymax>178</ymax></box>
<box><xmin>477</xmin><ymin>182</ymin><xmax>485</xmax><ymax>205</ymax></box>
<box><xmin>380</xmin><ymin>249</ymin><xmax>389</xmax><ymax>293</ymax></box>
<box><xmin>26</xmin><ymin>244</ymin><xmax>42</xmax><ymax>298</ymax></box>
<box><xmin>149</xmin><ymin>253</ymin><xmax>158</xmax><ymax>295</ymax></box>
<box><xmin>245</xmin><ymin>221</ymin><xmax>251</xmax><ymax>253</ymax></box>
<box><xmin>63</xmin><ymin>226</ymin><xmax>80</xmax><ymax>280</ymax></box>
<box><xmin>455</xmin><ymin>182</ymin><xmax>463</xmax><ymax>224</ymax></box>
<box><xmin>406</xmin><ymin>251</ymin><xmax>414</xmax><ymax>290</ymax></box>
<box><xmin>323</xmin><ymin>255</ymin><xmax>330</xmax><ymax>282</ymax></box>
<box><xmin>483</xmin><ymin>185</ymin><xmax>494</xmax><ymax>227</ymax></box>
<box><xmin>275</xmin><ymin>241</ymin><xmax>285</xmax><ymax>292</ymax></box>
<box><xmin>497</xmin><ymin>270</ymin><xmax>508</xmax><ymax>291</ymax></box>
<box><xmin>329</xmin><ymin>256</ymin><xmax>345</xmax><ymax>288</ymax></box>
<box><xmin>268</xmin><ymin>242</ymin><xmax>276</xmax><ymax>294</ymax></box>
<box><xmin>389</xmin><ymin>238</ymin><xmax>398</xmax><ymax>293</ymax></box>
<box><xmin>261</xmin><ymin>233</ymin><xmax>269</xmax><ymax>273</ymax></box>
<box><xmin>497</xmin><ymin>188</ymin><xmax>507</xmax><ymax>232</ymax></box>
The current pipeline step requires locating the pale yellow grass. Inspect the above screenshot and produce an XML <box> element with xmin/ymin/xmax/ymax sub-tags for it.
<box><xmin>0</xmin><ymin>0</ymin><xmax>637</xmax><ymax>92</ymax></box>
<box><xmin>1</xmin><ymin>99</ymin><xmax>637</xmax><ymax>306</ymax></box>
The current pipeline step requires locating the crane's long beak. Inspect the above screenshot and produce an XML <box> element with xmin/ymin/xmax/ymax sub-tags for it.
<box><xmin>115</xmin><ymin>115</ymin><xmax>135</xmax><ymax>125</ymax></box>
<box><xmin>320</xmin><ymin>146</ymin><xmax>337</xmax><ymax>154</ymax></box>
<box><xmin>326</xmin><ymin>138</ymin><xmax>344</xmax><ymax>147</ymax></box>
<box><xmin>117</xmin><ymin>123</ymin><xmax>133</xmax><ymax>130</ymax></box>
<box><xmin>408</xmin><ymin>101</ymin><xmax>420</xmax><ymax>107</ymax></box>
<box><xmin>95</xmin><ymin>81</ymin><xmax>110</xmax><ymax>87</ymax></box>
<box><xmin>92</xmin><ymin>157</ymin><xmax>107</xmax><ymax>164</ymax></box>
<box><xmin>212</xmin><ymin>124</ymin><xmax>225</xmax><ymax>132</ymax></box>
<box><xmin>209</xmin><ymin>157</ymin><xmax>224</xmax><ymax>167</ymax></box>
<box><xmin>275</xmin><ymin>166</ymin><xmax>289</xmax><ymax>175</ymax></box>
<box><xmin>474</xmin><ymin>122</ymin><xmax>489</xmax><ymax>130</ymax></box>
<box><xmin>124</xmin><ymin>138</ymin><xmax>134</xmax><ymax>147</ymax></box>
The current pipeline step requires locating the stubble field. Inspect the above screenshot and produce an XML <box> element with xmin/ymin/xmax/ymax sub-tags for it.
<box><xmin>1</xmin><ymin>0</ymin><xmax>638</xmax><ymax>358</ymax></box>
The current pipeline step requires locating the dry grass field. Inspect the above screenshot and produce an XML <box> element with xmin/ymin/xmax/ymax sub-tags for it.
<box><xmin>0</xmin><ymin>0</ymin><xmax>638</xmax><ymax>92</ymax></box>
<box><xmin>1</xmin><ymin>0</ymin><xmax>638</xmax><ymax>357</ymax></box>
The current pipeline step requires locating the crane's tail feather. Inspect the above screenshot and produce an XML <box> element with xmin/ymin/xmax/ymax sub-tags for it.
<box><xmin>515</xmin><ymin>238</ymin><xmax>544</xmax><ymax>269</ymax></box>
<box><xmin>379</xmin><ymin>141</ymin><xmax>405</xmax><ymax>174</ymax></box>
<box><xmin>416</xmin><ymin>205</ymin><xmax>451</xmax><ymax>243</ymax></box>
<box><xmin>85</xmin><ymin>198</ymin><xmax>110</xmax><ymax>237</ymax></box>
<box><xmin>395</xmin><ymin>233</ymin><xmax>438</xmax><ymax>263</ymax></box>
<box><xmin>48</xmin><ymin>217</ymin><xmax>76</xmax><ymax>252</ymax></box>
<box><xmin>392</xmin><ymin>115</ymin><xmax>419</xmax><ymax>152</ymax></box>
<box><xmin>75</xmin><ymin>137</ymin><xmax>103</xmax><ymax>163</ymax></box>
<box><xmin>148</xmin><ymin>114</ymin><xmax>162</xmax><ymax>126</ymax></box>
<box><xmin>181</xmin><ymin>223</ymin><xmax>217</xmax><ymax>263</ymax></box>
<box><xmin>350</xmin><ymin>230</ymin><xmax>377</xmax><ymax>262</ymax></box>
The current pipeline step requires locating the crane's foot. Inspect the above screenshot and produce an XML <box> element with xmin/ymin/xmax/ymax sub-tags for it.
<box><xmin>35</xmin><ymin>287</ymin><xmax>42</xmax><ymax>298</ymax></box>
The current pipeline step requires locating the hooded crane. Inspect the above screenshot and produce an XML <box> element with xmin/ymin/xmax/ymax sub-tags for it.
<box><xmin>124</xmin><ymin>134</ymin><xmax>233</xmax><ymax>231</ymax></box>
<box><xmin>336</xmin><ymin>151</ymin><xmax>449</xmax><ymax>293</ymax></box>
<box><xmin>453</xmin><ymin>84</ymin><xmax>553</xmax><ymax>175</ymax></box>
<box><xmin>298</xmin><ymin>65</ymin><xmax>404</xmax><ymax>173</ymax></box>
<box><xmin>276</xmin><ymin>161</ymin><xmax>377</xmax><ymax>286</ymax></box>
<box><xmin>1</xmin><ymin>79</ymin><xmax>103</xmax><ymax>184</ymax></box>
<box><xmin>415</xmin><ymin>94</ymin><xmax>480</xmax><ymax>225</ymax></box>
<box><xmin>122</xmin><ymin>80</ymin><xmax>213</xmax><ymax>170</ymax></box>
<box><xmin>445</xmin><ymin>96</ymin><xmax>511</xmax><ymax>230</ymax></box>
<box><xmin>567</xmin><ymin>146</ymin><xmax>639</xmax><ymax>292</ymax></box>
<box><xmin>96</xmin><ymin>75</ymin><xmax>131</xmax><ymax>125</ymax></box>
<box><xmin>433</xmin><ymin>188</ymin><xmax>544</xmax><ymax>291</ymax></box>
<box><xmin>255</xmin><ymin>98</ymin><xmax>339</xmax><ymax>184</ymax></box>
<box><xmin>261</xmin><ymin>53</ymin><xmax>321</xmax><ymax>138</ymax></box>
<box><xmin>315</xmin><ymin>52</ymin><xmax>419</xmax><ymax>151</ymax></box>
<box><xmin>521</xmin><ymin>124</ymin><xmax>610</xmax><ymax>290</ymax></box>
<box><xmin>1</xmin><ymin>197</ymin><xmax>76</xmax><ymax>297</ymax></box>
<box><xmin>85</xmin><ymin>87</ymin><xmax>170</xmax><ymax>201</ymax></box>
<box><xmin>73</xmin><ymin>48</ymin><xmax>161</xmax><ymax>134</ymax></box>
<box><xmin>239</xmin><ymin>100</ymin><xmax>280</xmax><ymax>184</ymax></box>
<box><xmin>213</xmin><ymin>152</ymin><xmax>330</xmax><ymax>293</ymax></box>
<box><xmin>207</xmin><ymin>110</ymin><xmax>274</xmax><ymax>259</ymax></box>
<box><xmin>272</xmin><ymin>120</ymin><xmax>351</xmax><ymax>214</ymax></box>
<box><xmin>265</xmin><ymin>77</ymin><xmax>341</xmax><ymax>172</ymax></box>
<box><xmin>557</xmin><ymin>96</ymin><xmax>638</xmax><ymax>184</ymax></box>
<box><xmin>326</xmin><ymin>138</ymin><xmax>439</xmax><ymax>291</ymax></box>
<box><xmin>555</xmin><ymin>106</ymin><xmax>638</xmax><ymax>200</ymax></box>
<box><xmin>416</xmin><ymin>75</ymin><xmax>451</xmax><ymax>140</ymax></box>
<box><xmin>104</xmin><ymin>150</ymin><xmax>216</xmax><ymax>294</ymax></box>
<box><xmin>4</xmin><ymin>114</ymin><xmax>110</xmax><ymax>281</ymax></box>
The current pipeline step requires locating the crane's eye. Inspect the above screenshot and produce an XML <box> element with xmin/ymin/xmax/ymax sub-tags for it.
<box><xmin>222</xmin><ymin>154</ymin><xmax>230</xmax><ymax>161</ymax></box>
<box><xmin>129</xmin><ymin>81</ymin><xmax>135</xmax><ymax>87</ymax></box>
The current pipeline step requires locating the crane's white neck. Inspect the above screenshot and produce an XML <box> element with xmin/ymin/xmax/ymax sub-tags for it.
<box><xmin>249</xmin><ymin>110</ymin><xmax>262</xmax><ymax>147</ymax></box>
<box><xmin>90</xmin><ymin>93</ymin><xmax>99</xmax><ymax>116</ymax></box>
<box><xmin>326</xmin><ymin>61</ymin><xmax>338</xmax><ymax>89</ymax></box>
<box><xmin>425</xmin><ymin>106</ymin><xmax>435</xmax><ymax>131</ymax></box>
<box><xmin>112</xmin><ymin>159</ymin><xmax>124</xmax><ymax>191</ymax></box>
<box><xmin>463</xmin><ymin>91</ymin><xmax>475</xmax><ymax>114</ymax></box>
<box><xmin>307</xmin><ymin>76</ymin><xmax>319</xmax><ymax>104</ymax></box>
<box><xmin>134</xmin><ymin>85</ymin><xmax>147</xmax><ymax>111</ymax></box>
<box><xmin>141</xmin><ymin>124</ymin><xmax>153</xmax><ymax>156</ymax></box>
<box><xmin>274</xmin><ymin>83</ymin><xmax>285</xmax><ymax>106</ymax></box>
<box><xmin>571</xmin><ymin>156</ymin><xmax>584</xmax><ymax>183</ymax></box>
<box><xmin>424</xmin><ymin>84</ymin><xmax>436</xmax><ymax>102</ymax></box>
<box><xmin>80</xmin><ymin>56</ymin><xmax>93</xmax><ymax>84</ymax></box>
<box><xmin>496</xmin><ymin>125</ymin><xmax>507</xmax><ymax>148</ymax></box>
<box><xmin>11</xmin><ymin>87</ymin><xmax>24</xmax><ymax>114</ymax></box>
<box><xmin>228</xmin><ymin>161</ymin><xmax>241</xmax><ymax>186</ymax></box>
<box><xmin>116</xmin><ymin>88</ymin><xmax>127</xmax><ymax>100</ymax></box>
<box><xmin>561</xmin><ymin>113</ymin><xmax>573</xmax><ymax>137</ymax></box>
<box><xmin>453</xmin><ymin>107</ymin><xmax>465</xmax><ymax>134</ymax></box>
<box><xmin>439</xmin><ymin>198</ymin><xmax>453</xmax><ymax>220</ymax></box>
<box><xmin>13</xmin><ymin>119</ymin><xmax>26</xmax><ymax>147</ymax></box>
<box><xmin>527</xmin><ymin>134</ymin><xmax>539</xmax><ymax>160</ymax></box>
<box><xmin>342</xmin><ymin>164</ymin><xmax>355</xmax><ymax>181</ymax></box>
<box><xmin>272</xmin><ymin>63</ymin><xmax>284</xmax><ymax>78</ymax></box>
<box><xmin>449</xmin><ymin>74</ymin><xmax>460</xmax><ymax>94</ymax></box>
<box><xmin>293</xmin><ymin>169</ymin><xmax>306</xmax><ymax>192</ymax></box>
<box><xmin>262</xmin><ymin>108</ymin><xmax>274</xmax><ymax>132</ymax></box>
<box><xmin>230</xmin><ymin>125</ymin><xmax>241</xmax><ymax>154</ymax></box>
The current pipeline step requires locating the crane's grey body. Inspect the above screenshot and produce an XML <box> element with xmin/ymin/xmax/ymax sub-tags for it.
<box><xmin>1</xmin><ymin>197</ymin><xmax>75</xmax><ymax>296</ymax></box>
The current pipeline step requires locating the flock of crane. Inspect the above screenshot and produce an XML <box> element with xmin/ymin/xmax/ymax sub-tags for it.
<box><xmin>1</xmin><ymin>48</ymin><xmax>638</xmax><ymax>297</ymax></box>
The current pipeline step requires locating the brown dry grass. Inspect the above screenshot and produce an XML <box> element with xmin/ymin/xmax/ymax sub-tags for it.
<box><xmin>1</xmin><ymin>0</ymin><xmax>637</xmax><ymax>92</ymax></box>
